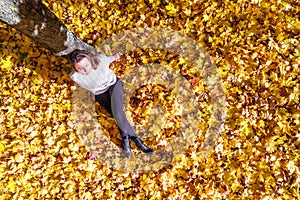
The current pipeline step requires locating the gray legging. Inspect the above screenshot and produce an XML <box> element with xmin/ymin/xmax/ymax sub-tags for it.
<box><xmin>95</xmin><ymin>78</ymin><xmax>137</xmax><ymax>138</ymax></box>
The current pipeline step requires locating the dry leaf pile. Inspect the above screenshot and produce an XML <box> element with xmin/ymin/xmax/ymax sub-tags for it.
<box><xmin>0</xmin><ymin>0</ymin><xmax>299</xmax><ymax>199</ymax></box>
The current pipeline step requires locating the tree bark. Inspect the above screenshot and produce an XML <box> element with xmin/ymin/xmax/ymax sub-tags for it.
<box><xmin>0</xmin><ymin>0</ymin><xmax>96</xmax><ymax>56</ymax></box>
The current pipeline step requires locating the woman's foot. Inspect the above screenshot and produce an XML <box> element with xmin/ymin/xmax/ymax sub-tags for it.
<box><xmin>122</xmin><ymin>135</ymin><xmax>131</xmax><ymax>158</ymax></box>
<box><xmin>131</xmin><ymin>137</ymin><xmax>154</xmax><ymax>154</ymax></box>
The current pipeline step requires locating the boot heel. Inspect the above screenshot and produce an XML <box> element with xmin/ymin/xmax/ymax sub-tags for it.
<box><xmin>122</xmin><ymin>135</ymin><xmax>131</xmax><ymax>158</ymax></box>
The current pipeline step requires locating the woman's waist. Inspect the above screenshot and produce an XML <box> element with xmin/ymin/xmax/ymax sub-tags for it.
<box><xmin>94</xmin><ymin>76</ymin><xmax>117</xmax><ymax>95</ymax></box>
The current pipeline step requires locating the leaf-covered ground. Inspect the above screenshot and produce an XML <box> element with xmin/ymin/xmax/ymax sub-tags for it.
<box><xmin>0</xmin><ymin>0</ymin><xmax>300</xmax><ymax>199</ymax></box>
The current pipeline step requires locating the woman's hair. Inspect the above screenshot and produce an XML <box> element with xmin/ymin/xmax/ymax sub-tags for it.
<box><xmin>69</xmin><ymin>49</ymin><xmax>100</xmax><ymax>71</ymax></box>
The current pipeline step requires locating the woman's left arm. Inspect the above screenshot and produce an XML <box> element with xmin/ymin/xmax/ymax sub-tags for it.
<box><xmin>97</xmin><ymin>52</ymin><xmax>120</xmax><ymax>63</ymax></box>
<box><xmin>112</xmin><ymin>52</ymin><xmax>120</xmax><ymax>60</ymax></box>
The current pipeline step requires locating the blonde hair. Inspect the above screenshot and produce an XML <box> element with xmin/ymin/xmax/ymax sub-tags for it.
<box><xmin>69</xmin><ymin>49</ymin><xmax>100</xmax><ymax>71</ymax></box>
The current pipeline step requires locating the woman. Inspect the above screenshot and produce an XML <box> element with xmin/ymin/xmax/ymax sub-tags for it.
<box><xmin>69</xmin><ymin>49</ymin><xmax>153</xmax><ymax>158</ymax></box>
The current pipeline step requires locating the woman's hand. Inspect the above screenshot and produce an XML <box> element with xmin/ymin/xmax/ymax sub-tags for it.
<box><xmin>112</xmin><ymin>52</ymin><xmax>120</xmax><ymax>60</ymax></box>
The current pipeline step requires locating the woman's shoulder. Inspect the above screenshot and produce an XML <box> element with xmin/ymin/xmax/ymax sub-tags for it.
<box><xmin>97</xmin><ymin>53</ymin><xmax>115</xmax><ymax>62</ymax></box>
<box><xmin>70</xmin><ymin>71</ymin><xmax>78</xmax><ymax>80</ymax></box>
<box><xmin>95</xmin><ymin>54</ymin><xmax>115</xmax><ymax>68</ymax></box>
<box><xmin>70</xmin><ymin>70</ymin><xmax>76</xmax><ymax>75</ymax></box>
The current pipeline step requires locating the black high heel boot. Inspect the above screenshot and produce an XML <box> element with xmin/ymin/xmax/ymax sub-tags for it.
<box><xmin>121</xmin><ymin>135</ymin><xmax>131</xmax><ymax>158</ymax></box>
<box><xmin>131</xmin><ymin>137</ymin><xmax>154</xmax><ymax>154</ymax></box>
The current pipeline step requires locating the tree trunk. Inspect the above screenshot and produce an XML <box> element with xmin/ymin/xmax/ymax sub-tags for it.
<box><xmin>0</xmin><ymin>0</ymin><xmax>96</xmax><ymax>56</ymax></box>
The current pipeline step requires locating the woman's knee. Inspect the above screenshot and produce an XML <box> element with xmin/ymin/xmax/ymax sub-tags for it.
<box><xmin>113</xmin><ymin>112</ymin><xmax>127</xmax><ymax>127</ymax></box>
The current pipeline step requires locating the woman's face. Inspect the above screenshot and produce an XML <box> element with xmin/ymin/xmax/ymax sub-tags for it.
<box><xmin>74</xmin><ymin>57</ymin><xmax>93</xmax><ymax>75</ymax></box>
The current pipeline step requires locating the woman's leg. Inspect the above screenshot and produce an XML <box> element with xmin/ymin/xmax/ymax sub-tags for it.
<box><xmin>108</xmin><ymin>79</ymin><xmax>138</xmax><ymax>138</ymax></box>
<box><xmin>95</xmin><ymin>87</ymin><xmax>132</xmax><ymax>157</ymax></box>
<box><xmin>96</xmin><ymin>79</ymin><xmax>153</xmax><ymax>155</ymax></box>
<box><xmin>95</xmin><ymin>90</ymin><xmax>113</xmax><ymax>115</ymax></box>
<box><xmin>95</xmin><ymin>89</ymin><xmax>127</xmax><ymax>137</ymax></box>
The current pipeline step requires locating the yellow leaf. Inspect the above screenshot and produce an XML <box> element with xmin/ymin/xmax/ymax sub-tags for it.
<box><xmin>0</xmin><ymin>56</ymin><xmax>12</xmax><ymax>70</ymax></box>
<box><xmin>258</xmin><ymin>120</ymin><xmax>265</xmax><ymax>128</ymax></box>
<box><xmin>277</xmin><ymin>32</ymin><xmax>286</xmax><ymax>41</ymax></box>
<box><xmin>3</xmin><ymin>91</ymin><xmax>10</xmax><ymax>95</ymax></box>
<box><xmin>165</xmin><ymin>4</ymin><xmax>178</xmax><ymax>15</ymax></box>
<box><xmin>203</xmin><ymin>14</ymin><xmax>210</xmax><ymax>21</ymax></box>
<box><xmin>286</xmin><ymin>160</ymin><xmax>297</xmax><ymax>174</ymax></box>
<box><xmin>0</xmin><ymin>143</ymin><xmax>4</xmax><ymax>152</ymax></box>
<box><xmin>15</xmin><ymin>154</ymin><xmax>24</xmax><ymax>163</ymax></box>
<box><xmin>7</xmin><ymin>179</ymin><xmax>16</xmax><ymax>193</ymax></box>
<box><xmin>293</xmin><ymin>21</ymin><xmax>300</xmax><ymax>30</ymax></box>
